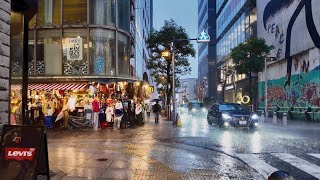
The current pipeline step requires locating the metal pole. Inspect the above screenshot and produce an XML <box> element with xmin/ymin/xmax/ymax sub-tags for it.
<box><xmin>264</xmin><ymin>57</ymin><xmax>268</xmax><ymax>122</ymax></box>
<box><xmin>22</xmin><ymin>16</ymin><xmax>30</xmax><ymax>125</ymax></box>
<box><xmin>172</xmin><ymin>41</ymin><xmax>176</xmax><ymax>123</ymax></box>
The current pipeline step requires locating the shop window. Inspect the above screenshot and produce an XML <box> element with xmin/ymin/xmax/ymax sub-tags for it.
<box><xmin>62</xmin><ymin>29</ymin><xmax>88</xmax><ymax>75</ymax></box>
<box><xmin>118</xmin><ymin>33</ymin><xmax>130</xmax><ymax>77</ymax></box>
<box><xmin>38</xmin><ymin>0</ymin><xmax>61</xmax><ymax>26</ymax></box>
<box><xmin>89</xmin><ymin>29</ymin><xmax>116</xmax><ymax>76</ymax></box>
<box><xmin>118</xmin><ymin>0</ymin><xmax>130</xmax><ymax>32</ymax></box>
<box><xmin>11</xmin><ymin>12</ymin><xmax>24</xmax><ymax>77</ymax></box>
<box><xmin>90</xmin><ymin>0</ymin><xmax>116</xmax><ymax>26</ymax></box>
<box><xmin>37</xmin><ymin>29</ymin><xmax>62</xmax><ymax>75</ymax></box>
<box><xmin>63</xmin><ymin>0</ymin><xmax>87</xmax><ymax>25</ymax></box>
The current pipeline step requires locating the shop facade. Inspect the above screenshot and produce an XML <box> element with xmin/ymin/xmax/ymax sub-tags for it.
<box><xmin>8</xmin><ymin>0</ymin><xmax>143</xmax><ymax>126</ymax></box>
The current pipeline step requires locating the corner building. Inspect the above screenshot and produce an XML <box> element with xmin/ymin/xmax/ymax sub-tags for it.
<box><xmin>215</xmin><ymin>0</ymin><xmax>257</xmax><ymax>105</ymax></box>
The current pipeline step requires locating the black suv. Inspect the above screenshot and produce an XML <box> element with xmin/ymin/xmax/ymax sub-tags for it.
<box><xmin>207</xmin><ymin>103</ymin><xmax>259</xmax><ymax>129</ymax></box>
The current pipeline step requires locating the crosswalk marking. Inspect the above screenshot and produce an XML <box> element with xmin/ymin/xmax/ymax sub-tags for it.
<box><xmin>237</xmin><ymin>154</ymin><xmax>277</xmax><ymax>179</ymax></box>
<box><xmin>308</xmin><ymin>153</ymin><xmax>320</xmax><ymax>160</ymax></box>
<box><xmin>271</xmin><ymin>153</ymin><xmax>320</xmax><ymax>179</ymax></box>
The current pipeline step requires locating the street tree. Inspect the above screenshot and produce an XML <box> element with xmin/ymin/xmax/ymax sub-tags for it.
<box><xmin>147</xmin><ymin>20</ymin><xmax>196</xmax><ymax>105</ymax></box>
<box><xmin>230</xmin><ymin>37</ymin><xmax>273</xmax><ymax>104</ymax></box>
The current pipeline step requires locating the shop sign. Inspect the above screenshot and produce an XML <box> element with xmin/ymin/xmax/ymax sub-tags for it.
<box><xmin>66</xmin><ymin>38</ymin><xmax>83</xmax><ymax>60</ymax></box>
<box><xmin>225</xmin><ymin>85</ymin><xmax>234</xmax><ymax>90</ymax></box>
<box><xmin>149</xmin><ymin>86</ymin><xmax>154</xmax><ymax>93</ymax></box>
<box><xmin>0</xmin><ymin>125</ymin><xmax>50</xmax><ymax>180</ymax></box>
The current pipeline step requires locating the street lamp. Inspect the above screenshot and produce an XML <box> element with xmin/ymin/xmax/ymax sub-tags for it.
<box><xmin>161</xmin><ymin>50</ymin><xmax>170</xmax><ymax>57</ymax></box>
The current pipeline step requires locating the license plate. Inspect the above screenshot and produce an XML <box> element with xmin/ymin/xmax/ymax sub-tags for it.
<box><xmin>239</xmin><ymin>121</ymin><xmax>247</xmax><ymax>125</ymax></box>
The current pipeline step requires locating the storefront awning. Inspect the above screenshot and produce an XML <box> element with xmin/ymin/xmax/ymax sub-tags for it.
<box><xmin>11</xmin><ymin>83</ymin><xmax>88</xmax><ymax>91</ymax></box>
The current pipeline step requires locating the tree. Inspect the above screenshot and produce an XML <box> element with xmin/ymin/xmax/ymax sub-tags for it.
<box><xmin>230</xmin><ymin>37</ymin><xmax>273</xmax><ymax>105</ymax></box>
<box><xmin>219</xmin><ymin>65</ymin><xmax>235</xmax><ymax>101</ymax></box>
<box><xmin>147</xmin><ymin>20</ymin><xmax>196</xmax><ymax>106</ymax></box>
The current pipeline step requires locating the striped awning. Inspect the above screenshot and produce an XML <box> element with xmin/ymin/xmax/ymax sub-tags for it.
<box><xmin>11</xmin><ymin>83</ymin><xmax>88</xmax><ymax>91</ymax></box>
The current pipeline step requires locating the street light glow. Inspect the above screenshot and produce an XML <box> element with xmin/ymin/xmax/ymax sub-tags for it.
<box><xmin>161</xmin><ymin>50</ymin><xmax>170</xmax><ymax>57</ymax></box>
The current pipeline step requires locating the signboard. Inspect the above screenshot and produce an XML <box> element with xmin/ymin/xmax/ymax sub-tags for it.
<box><xmin>0</xmin><ymin>125</ymin><xmax>50</xmax><ymax>180</ymax></box>
<box><xmin>197</xmin><ymin>30</ymin><xmax>210</xmax><ymax>43</ymax></box>
<box><xmin>149</xmin><ymin>86</ymin><xmax>154</xmax><ymax>93</ymax></box>
<box><xmin>66</xmin><ymin>38</ymin><xmax>83</xmax><ymax>60</ymax></box>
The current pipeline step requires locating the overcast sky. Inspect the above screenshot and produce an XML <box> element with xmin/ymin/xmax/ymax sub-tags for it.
<box><xmin>153</xmin><ymin>0</ymin><xmax>198</xmax><ymax>79</ymax></box>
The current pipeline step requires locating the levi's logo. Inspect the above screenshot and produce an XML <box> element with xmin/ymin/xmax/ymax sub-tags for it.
<box><xmin>5</xmin><ymin>148</ymin><xmax>36</xmax><ymax>161</ymax></box>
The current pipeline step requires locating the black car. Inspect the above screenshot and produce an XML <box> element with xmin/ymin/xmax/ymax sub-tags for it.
<box><xmin>207</xmin><ymin>103</ymin><xmax>259</xmax><ymax>129</ymax></box>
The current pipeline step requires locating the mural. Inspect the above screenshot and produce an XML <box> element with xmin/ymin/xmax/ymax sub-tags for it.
<box><xmin>257</xmin><ymin>0</ymin><xmax>320</xmax><ymax>110</ymax></box>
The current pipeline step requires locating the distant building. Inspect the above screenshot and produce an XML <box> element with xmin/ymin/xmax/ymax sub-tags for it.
<box><xmin>215</xmin><ymin>0</ymin><xmax>257</xmax><ymax>104</ymax></box>
<box><xmin>177</xmin><ymin>78</ymin><xmax>198</xmax><ymax>104</ymax></box>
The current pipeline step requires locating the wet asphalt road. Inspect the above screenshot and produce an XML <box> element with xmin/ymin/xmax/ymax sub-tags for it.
<box><xmin>47</xmin><ymin>113</ymin><xmax>320</xmax><ymax>180</ymax></box>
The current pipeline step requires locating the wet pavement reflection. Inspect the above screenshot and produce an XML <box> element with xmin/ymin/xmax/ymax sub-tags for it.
<box><xmin>46</xmin><ymin>112</ymin><xmax>320</xmax><ymax>179</ymax></box>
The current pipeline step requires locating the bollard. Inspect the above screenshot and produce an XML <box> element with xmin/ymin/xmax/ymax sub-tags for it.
<box><xmin>273</xmin><ymin>112</ymin><xmax>277</xmax><ymax>125</ymax></box>
<box><xmin>261</xmin><ymin>112</ymin><xmax>265</xmax><ymax>123</ymax></box>
<box><xmin>176</xmin><ymin>113</ymin><xmax>181</xmax><ymax>126</ymax></box>
<box><xmin>283</xmin><ymin>113</ymin><xmax>287</xmax><ymax>127</ymax></box>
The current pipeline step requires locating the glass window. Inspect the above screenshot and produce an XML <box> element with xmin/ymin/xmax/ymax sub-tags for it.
<box><xmin>62</xmin><ymin>29</ymin><xmax>88</xmax><ymax>75</ymax></box>
<box><xmin>63</xmin><ymin>0</ymin><xmax>87</xmax><ymax>25</ymax></box>
<box><xmin>11</xmin><ymin>12</ymin><xmax>23</xmax><ymax>77</ymax></box>
<box><xmin>38</xmin><ymin>0</ymin><xmax>61</xmax><ymax>26</ymax></box>
<box><xmin>118</xmin><ymin>0</ymin><xmax>130</xmax><ymax>32</ymax></box>
<box><xmin>89</xmin><ymin>29</ymin><xmax>116</xmax><ymax>76</ymax></box>
<box><xmin>90</xmin><ymin>0</ymin><xmax>116</xmax><ymax>26</ymax></box>
<box><xmin>118</xmin><ymin>33</ymin><xmax>130</xmax><ymax>77</ymax></box>
<box><xmin>37</xmin><ymin>30</ymin><xmax>62</xmax><ymax>75</ymax></box>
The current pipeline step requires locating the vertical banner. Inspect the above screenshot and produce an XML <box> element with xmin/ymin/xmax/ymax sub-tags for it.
<box><xmin>66</xmin><ymin>38</ymin><xmax>83</xmax><ymax>60</ymax></box>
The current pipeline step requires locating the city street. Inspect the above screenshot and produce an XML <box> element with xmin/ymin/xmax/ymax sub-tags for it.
<box><xmin>46</xmin><ymin>113</ymin><xmax>320</xmax><ymax>180</ymax></box>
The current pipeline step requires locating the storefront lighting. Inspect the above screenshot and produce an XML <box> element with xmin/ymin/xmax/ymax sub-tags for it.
<box><xmin>135</xmin><ymin>82</ymin><xmax>140</xmax><ymax>86</ymax></box>
<box><xmin>77</xmin><ymin>36</ymin><xmax>80</xmax><ymax>38</ymax></box>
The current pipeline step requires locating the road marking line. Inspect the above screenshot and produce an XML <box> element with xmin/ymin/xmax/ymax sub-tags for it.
<box><xmin>308</xmin><ymin>153</ymin><xmax>320</xmax><ymax>160</ymax></box>
<box><xmin>237</xmin><ymin>154</ymin><xmax>277</xmax><ymax>179</ymax></box>
<box><xmin>272</xmin><ymin>153</ymin><xmax>320</xmax><ymax>179</ymax></box>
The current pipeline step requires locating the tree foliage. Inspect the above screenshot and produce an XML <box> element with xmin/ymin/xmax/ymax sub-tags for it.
<box><xmin>147</xmin><ymin>20</ymin><xmax>196</xmax><ymax>104</ymax></box>
<box><xmin>230</xmin><ymin>38</ymin><xmax>273</xmax><ymax>75</ymax></box>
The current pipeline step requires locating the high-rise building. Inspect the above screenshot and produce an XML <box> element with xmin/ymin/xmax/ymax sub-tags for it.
<box><xmin>133</xmin><ymin>0</ymin><xmax>153</xmax><ymax>83</ymax></box>
<box><xmin>215</xmin><ymin>0</ymin><xmax>257</xmax><ymax>104</ymax></box>
<box><xmin>197</xmin><ymin>0</ymin><xmax>216</xmax><ymax>100</ymax></box>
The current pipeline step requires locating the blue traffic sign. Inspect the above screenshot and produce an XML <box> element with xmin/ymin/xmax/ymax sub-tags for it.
<box><xmin>197</xmin><ymin>30</ymin><xmax>210</xmax><ymax>43</ymax></box>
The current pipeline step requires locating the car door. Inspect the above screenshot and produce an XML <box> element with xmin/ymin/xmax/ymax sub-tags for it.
<box><xmin>212</xmin><ymin>105</ymin><xmax>219</xmax><ymax>124</ymax></box>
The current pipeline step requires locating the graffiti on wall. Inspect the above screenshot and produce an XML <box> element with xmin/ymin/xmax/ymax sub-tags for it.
<box><xmin>258</xmin><ymin>0</ymin><xmax>320</xmax><ymax>87</ymax></box>
<box><xmin>259</xmin><ymin>65</ymin><xmax>320</xmax><ymax>107</ymax></box>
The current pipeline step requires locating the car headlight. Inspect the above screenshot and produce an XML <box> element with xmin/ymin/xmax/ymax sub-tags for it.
<box><xmin>192</xmin><ymin>108</ymin><xmax>195</xmax><ymax>112</ymax></box>
<box><xmin>202</xmin><ymin>108</ymin><xmax>207</xmax><ymax>112</ymax></box>
<box><xmin>222</xmin><ymin>113</ymin><xmax>232</xmax><ymax>120</ymax></box>
<box><xmin>251</xmin><ymin>114</ymin><xmax>259</xmax><ymax>120</ymax></box>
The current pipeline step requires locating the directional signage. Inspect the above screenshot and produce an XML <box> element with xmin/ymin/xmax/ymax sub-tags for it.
<box><xmin>197</xmin><ymin>30</ymin><xmax>210</xmax><ymax>43</ymax></box>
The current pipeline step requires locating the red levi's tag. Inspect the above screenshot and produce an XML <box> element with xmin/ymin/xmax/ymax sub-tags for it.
<box><xmin>5</xmin><ymin>148</ymin><xmax>36</xmax><ymax>161</ymax></box>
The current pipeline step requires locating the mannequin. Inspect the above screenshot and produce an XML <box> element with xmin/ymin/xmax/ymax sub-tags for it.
<box><xmin>114</xmin><ymin>99</ymin><xmax>123</xmax><ymax>129</ymax></box>
<box><xmin>92</xmin><ymin>96</ymin><xmax>100</xmax><ymax>130</ymax></box>
<box><xmin>105</xmin><ymin>103</ymin><xmax>114</xmax><ymax>123</ymax></box>
<box><xmin>84</xmin><ymin>99</ymin><xmax>93</xmax><ymax>126</ymax></box>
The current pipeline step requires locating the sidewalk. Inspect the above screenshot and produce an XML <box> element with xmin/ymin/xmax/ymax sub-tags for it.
<box><xmin>45</xmin><ymin>117</ymin><xmax>225</xmax><ymax>180</ymax></box>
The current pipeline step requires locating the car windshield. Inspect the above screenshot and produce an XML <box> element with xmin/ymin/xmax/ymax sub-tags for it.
<box><xmin>219</xmin><ymin>104</ymin><xmax>244</xmax><ymax>111</ymax></box>
<box><xmin>189</xmin><ymin>102</ymin><xmax>204</xmax><ymax>108</ymax></box>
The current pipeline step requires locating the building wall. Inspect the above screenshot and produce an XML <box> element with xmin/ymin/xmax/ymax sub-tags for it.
<box><xmin>0</xmin><ymin>0</ymin><xmax>10</xmax><ymax>124</ymax></box>
<box><xmin>257</xmin><ymin>0</ymin><xmax>320</xmax><ymax>108</ymax></box>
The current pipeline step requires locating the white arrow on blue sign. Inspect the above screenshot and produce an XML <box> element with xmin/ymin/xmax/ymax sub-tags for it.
<box><xmin>197</xmin><ymin>30</ymin><xmax>210</xmax><ymax>43</ymax></box>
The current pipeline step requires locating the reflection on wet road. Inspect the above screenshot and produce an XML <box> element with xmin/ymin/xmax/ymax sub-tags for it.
<box><xmin>47</xmin><ymin>113</ymin><xmax>320</xmax><ymax>179</ymax></box>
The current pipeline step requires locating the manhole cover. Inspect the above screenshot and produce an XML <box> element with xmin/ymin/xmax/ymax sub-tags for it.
<box><xmin>97</xmin><ymin>158</ymin><xmax>108</xmax><ymax>161</ymax></box>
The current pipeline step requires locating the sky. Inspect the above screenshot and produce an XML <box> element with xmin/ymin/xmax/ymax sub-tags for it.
<box><xmin>153</xmin><ymin>0</ymin><xmax>198</xmax><ymax>79</ymax></box>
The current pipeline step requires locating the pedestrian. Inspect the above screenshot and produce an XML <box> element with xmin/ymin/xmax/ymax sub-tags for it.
<box><xmin>152</xmin><ymin>100</ymin><xmax>161</xmax><ymax>123</ymax></box>
<box><xmin>114</xmin><ymin>99</ymin><xmax>123</xmax><ymax>129</ymax></box>
<box><xmin>135</xmin><ymin>101</ymin><xmax>143</xmax><ymax>125</ymax></box>
<box><xmin>92</xmin><ymin>96</ymin><xmax>100</xmax><ymax>130</ymax></box>
<box><xmin>105</xmin><ymin>103</ymin><xmax>114</xmax><ymax>127</ymax></box>
<box><xmin>145</xmin><ymin>103</ymin><xmax>151</xmax><ymax>118</ymax></box>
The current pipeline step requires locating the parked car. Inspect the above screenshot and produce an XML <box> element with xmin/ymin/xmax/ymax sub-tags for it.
<box><xmin>187</xmin><ymin>101</ymin><xmax>206</xmax><ymax>116</ymax></box>
<box><xmin>207</xmin><ymin>103</ymin><xmax>259</xmax><ymax>129</ymax></box>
